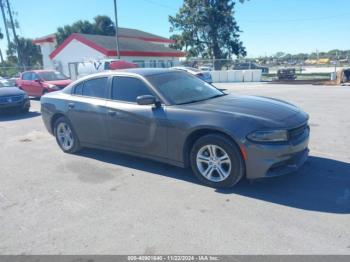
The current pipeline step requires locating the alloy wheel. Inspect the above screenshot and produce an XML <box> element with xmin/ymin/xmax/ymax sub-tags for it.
<box><xmin>57</xmin><ymin>122</ymin><xmax>74</xmax><ymax>151</ymax></box>
<box><xmin>196</xmin><ymin>144</ymin><xmax>232</xmax><ymax>182</ymax></box>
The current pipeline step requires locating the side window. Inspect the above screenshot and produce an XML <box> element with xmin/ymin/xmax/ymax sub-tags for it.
<box><xmin>112</xmin><ymin>77</ymin><xmax>153</xmax><ymax>103</ymax></box>
<box><xmin>31</xmin><ymin>73</ymin><xmax>39</xmax><ymax>80</ymax></box>
<box><xmin>82</xmin><ymin>77</ymin><xmax>108</xmax><ymax>98</ymax></box>
<box><xmin>22</xmin><ymin>72</ymin><xmax>31</xmax><ymax>80</ymax></box>
<box><xmin>73</xmin><ymin>82</ymin><xmax>84</xmax><ymax>95</ymax></box>
<box><xmin>132</xmin><ymin>60</ymin><xmax>145</xmax><ymax>68</ymax></box>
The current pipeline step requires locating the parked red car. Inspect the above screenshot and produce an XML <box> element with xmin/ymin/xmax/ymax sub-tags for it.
<box><xmin>16</xmin><ymin>70</ymin><xmax>72</xmax><ymax>97</ymax></box>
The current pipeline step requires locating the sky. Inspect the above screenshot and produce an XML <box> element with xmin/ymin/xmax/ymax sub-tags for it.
<box><xmin>2</xmin><ymin>0</ymin><xmax>350</xmax><ymax>57</ymax></box>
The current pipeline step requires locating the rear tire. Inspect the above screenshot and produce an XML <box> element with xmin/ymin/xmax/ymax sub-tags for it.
<box><xmin>190</xmin><ymin>134</ymin><xmax>244</xmax><ymax>188</ymax></box>
<box><xmin>54</xmin><ymin>116</ymin><xmax>81</xmax><ymax>153</ymax></box>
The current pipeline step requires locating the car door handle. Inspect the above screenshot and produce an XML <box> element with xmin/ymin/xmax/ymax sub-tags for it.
<box><xmin>68</xmin><ymin>103</ymin><xmax>75</xmax><ymax>109</ymax></box>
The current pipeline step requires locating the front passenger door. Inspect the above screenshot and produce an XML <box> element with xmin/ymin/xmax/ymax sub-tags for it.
<box><xmin>106</xmin><ymin>76</ymin><xmax>168</xmax><ymax>159</ymax></box>
<box><xmin>30</xmin><ymin>73</ymin><xmax>44</xmax><ymax>96</ymax></box>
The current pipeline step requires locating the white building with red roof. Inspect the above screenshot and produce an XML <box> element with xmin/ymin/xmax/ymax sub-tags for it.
<box><xmin>33</xmin><ymin>28</ymin><xmax>185</xmax><ymax>77</ymax></box>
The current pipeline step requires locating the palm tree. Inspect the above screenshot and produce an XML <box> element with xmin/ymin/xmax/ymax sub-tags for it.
<box><xmin>7</xmin><ymin>37</ymin><xmax>42</xmax><ymax>67</ymax></box>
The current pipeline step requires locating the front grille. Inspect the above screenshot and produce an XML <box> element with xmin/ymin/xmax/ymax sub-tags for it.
<box><xmin>0</xmin><ymin>95</ymin><xmax>24</xmax><ymax>104</ymax></box>
<box><xmin>289</xmin><ymin>123</ymin><xmax>308</xmax><ymax>140</ymax></box>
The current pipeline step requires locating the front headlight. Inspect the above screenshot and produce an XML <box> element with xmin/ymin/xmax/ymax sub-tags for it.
<box><xmin>247</xmin><ymin>130</ymin><xmax>288</xmax><ymax>142</ymax></box>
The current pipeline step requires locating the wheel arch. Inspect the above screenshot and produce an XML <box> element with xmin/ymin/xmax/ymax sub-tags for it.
<box><xmin>183</xmin><ymin>127</ymin><xmax>245</xmax><ymax>168</ymax></box>
<box><xmin>50</xmin><ymin>112</ymin><xmax>66</xmax><ymax>133</ymax></box>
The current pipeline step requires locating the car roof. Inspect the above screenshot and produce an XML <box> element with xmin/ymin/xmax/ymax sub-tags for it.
<box><xmin>22</xmin><ymin>70</ymin><xmax>57</xmax><ymax>74</ymax></box>
<box><xmin>119</xmin><ymin>68</ymin><xmax>178</xmax><ymax>76</ymax></box>
<box><xmin>78</xmin><ymin>68</ymin><xmax>180</xmax><ymax>80</ymax></box>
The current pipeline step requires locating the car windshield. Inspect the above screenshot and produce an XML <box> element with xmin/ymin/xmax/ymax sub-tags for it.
<box><xmin>146</xmin><ymin>71</ymin><xmax>224</xmax><ymax>105</ymax></box>
<box><xmin>0</xmin><ymin>80</ymin><xmax>13</xmax><ymax>87</ymax></box>
<box><xmin>38</xmin><ymin>71</ymin><xmax>69</xmax><ymax>81</ymax></box>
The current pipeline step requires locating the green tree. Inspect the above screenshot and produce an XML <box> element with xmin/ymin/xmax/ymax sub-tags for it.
<box><xmin>169</xmin><ymin>0</ymin><xmax>247</xmax><ymax>69</ymax></box>
<box><xmin>56</xmin><ymin>15</ymin><xmax>116</xmax><ymax>45</ymax></box>
<box><xmin>93</xmin><ymin>15</ymin><xmax>116</xmax><ymax>36</ymax></box>
<box><xmin>7</xmin><ymin>37</ymin><xmax>42</xmax><ymax>67</ymax></box>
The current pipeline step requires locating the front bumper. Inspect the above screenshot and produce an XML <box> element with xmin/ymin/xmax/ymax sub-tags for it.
<box><xmin>244</xmin><ymin>126</ymin><xmax>310</xmax><ymax>179</ymax></box>
<box><xmin>0</xmin><ymin>98</ymin><xmax>30</xmax><ymax>111</ymax></box>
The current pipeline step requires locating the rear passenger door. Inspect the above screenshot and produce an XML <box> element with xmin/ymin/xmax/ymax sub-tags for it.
<box><xmin>67</xmin><ymin>77</ymin><xmax>110</xmax><ymax>146</ymax></box>
<box><xmin>105</xmin><ymin>76</ymin><xmax>168</xmax><ymax>158</ymax></box>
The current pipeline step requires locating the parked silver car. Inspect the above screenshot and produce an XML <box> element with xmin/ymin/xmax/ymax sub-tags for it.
<box><xmin>41</xmin><ymin>69</ymin><xmax>310</xmax><ymax>188</ymax></box>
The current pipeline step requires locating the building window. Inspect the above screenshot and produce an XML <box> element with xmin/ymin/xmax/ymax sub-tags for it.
<box><xmin>149</xmin><ymin>60</ymin><xmax>157</xmax><ymax>68</ymax></box>
<box><xmin>133</xmin><ymin>60</ymin><xmax>145</xmax><ymax>68</ymax></box>
<box><xmin>158</xmin><ymin>60</ymin><xmax>166</xmax><ymax>68</ymax></box>
<box><xmin>167</xmin><ymin>60</ymin><xmax>173</xmax><ymax>68</ymax></box>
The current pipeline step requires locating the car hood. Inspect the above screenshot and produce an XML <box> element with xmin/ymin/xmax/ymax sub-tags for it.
<box><xmin>44</xmin><ymin>79</ymin><xmax>72</xmax><ymax>86</ymax></box>
<box><xmin>182</xmin><ymin>94</ymin><xmax>305</xmax><ymax>124</ymax></box>
<box><xmin>0</xmin><ymin>87</ymin><xmax>25</xmax><ymax>96</ymax></box>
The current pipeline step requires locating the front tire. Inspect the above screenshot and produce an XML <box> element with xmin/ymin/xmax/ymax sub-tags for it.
<box><xmin>190</xmin><ymin>134</ymin><xmax>244</xmax><ymax>188</ymax></box>
<box><xmin>54</xmin><ymin>116</ymin><xmax>81</xmax><ymax>153</ymax></box>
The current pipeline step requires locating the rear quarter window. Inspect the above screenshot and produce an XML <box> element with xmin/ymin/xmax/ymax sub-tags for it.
<box><xmin>72</xmin><ymin>82</ymin><xmax>84</xmax><ymax>95</ymax></box>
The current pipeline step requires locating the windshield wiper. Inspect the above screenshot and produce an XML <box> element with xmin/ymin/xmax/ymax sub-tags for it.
<box><xmin>176</xmin><ymin>99</ymin><xmax>204</xmax><ymax>105</ymax></box>
<box><xmin>176</xmin><ymin>93</ymin><xmax>227</xmax><ymax>105</ymax></box>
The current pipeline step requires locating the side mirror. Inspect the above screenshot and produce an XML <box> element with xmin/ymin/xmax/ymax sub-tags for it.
<box><xmin>136</xmin><ymin>95</ymin><xmax>158</xmax><ymax>106</ymax></box>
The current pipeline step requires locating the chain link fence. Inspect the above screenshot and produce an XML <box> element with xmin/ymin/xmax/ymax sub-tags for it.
<box><xmin>2</xmin><ymin>58</ymin><xmax>349</xmax><ymax>83</ymax></box>
<box><xmin>0</xmin><ymin>65</ymin><xmax>43</xmax><ymax>78</ymax></box>
<box><xmin>179</xmin><ymin>58</ymin><xmax>350</xmax><ymax>82</ymax></box>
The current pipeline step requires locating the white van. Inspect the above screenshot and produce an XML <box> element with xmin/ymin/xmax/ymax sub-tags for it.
<box><xmin>77</xmin><ymin>59</ymin><xmax>119</xmax><ymax>78</ymax></box>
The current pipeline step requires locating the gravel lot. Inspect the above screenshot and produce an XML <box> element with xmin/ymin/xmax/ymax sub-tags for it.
<box><xmin>0</xmin><ymin>83</ymin><xmax>349</xmax><ymax>254</ymax></box>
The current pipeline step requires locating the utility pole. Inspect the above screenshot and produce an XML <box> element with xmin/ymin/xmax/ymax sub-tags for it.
<box><xmin>113</xmin><ymin>0</ymin><xmax>121</xmax><ymax>59</ymax></box>
<box><xmin>0</xmin><ymin>0</ymin><xmax>10</xmax><ymax>47</ymax></box>
<box><xmin>6</xmin><ymin>0</ymin><xmax>22</xmax><ymax>68</ymax></box>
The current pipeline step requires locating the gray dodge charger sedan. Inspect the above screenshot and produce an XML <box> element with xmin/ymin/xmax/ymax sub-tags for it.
<box><xmin>41</xmin><ymin>69</ymin><xmax>310</xmax><ymax>188</ymax></box>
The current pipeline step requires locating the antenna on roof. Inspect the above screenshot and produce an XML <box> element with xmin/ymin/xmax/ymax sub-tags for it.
<box><xmin>113</xmin><ymin>0</ymin><xmax>121</xmax><ymax>59</ymax></box>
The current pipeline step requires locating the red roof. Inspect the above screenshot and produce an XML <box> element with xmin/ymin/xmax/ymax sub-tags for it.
<box><xmin>32</xmin><ymin>34</ymin><xmax>56</xmax><ymax>44</ymax></box>
<box><xmin>49</xmin><ymin>33</ymin><xmax>185</xmax><ymax>59</ymax></box>
<box><xmin>33</xmin><ymin>27</ymin><xmax>175</xmax><ymax>45</ymax></box>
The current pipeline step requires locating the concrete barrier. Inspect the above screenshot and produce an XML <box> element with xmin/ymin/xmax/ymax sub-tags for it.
<box><xmin>219</xmin><ymin>71</ymin><xmax>228</xmax><ymax>82</ymax></box>
<box><xmin>210</xmin><ymin>69</ymin><xmax>262</xmax><ymax>83</ymax></box>
<box><xmin>243</xmin><ymin>70</ymin><xmax>253</xmax><ymax>82</ymax></box>
<box><xmin>210</xmin><ymin>71</ymin><xmax>220</xmax><ymax>83</ymax></box>
<box><xmin>252</xmin><ymin>69</ymin><xmax>262</xmax><ymax>82</ymax></box>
